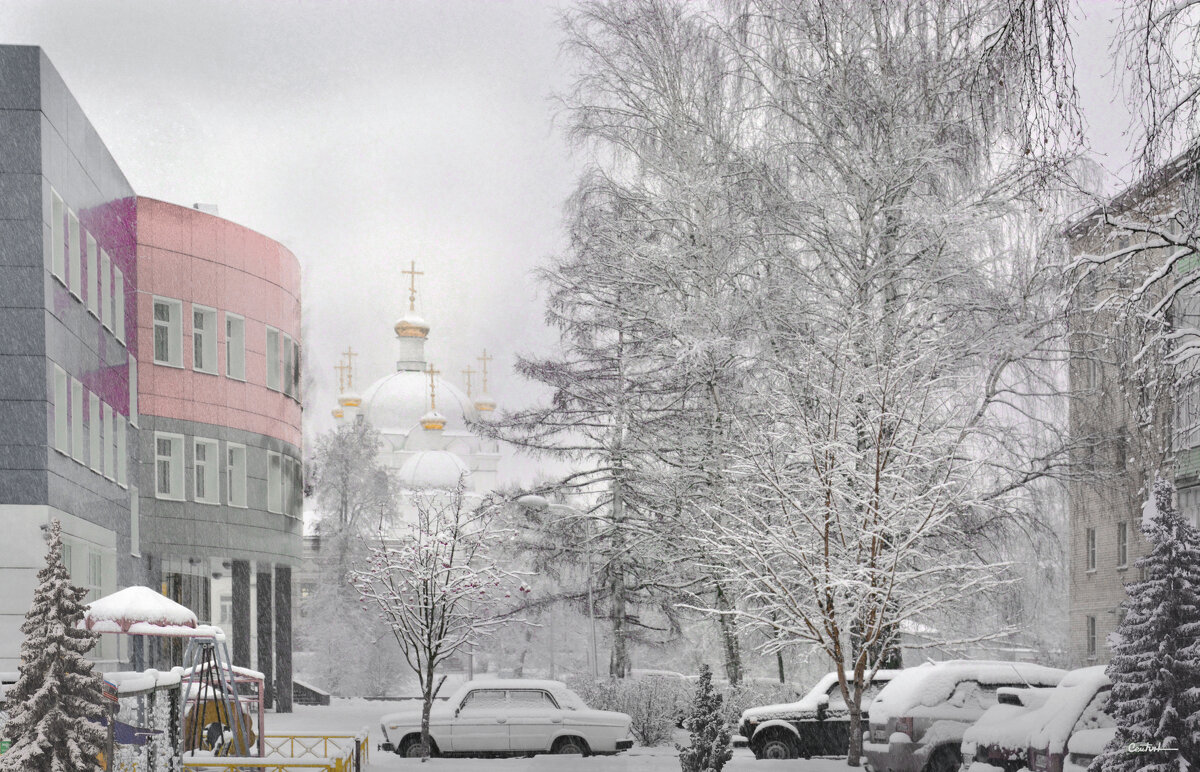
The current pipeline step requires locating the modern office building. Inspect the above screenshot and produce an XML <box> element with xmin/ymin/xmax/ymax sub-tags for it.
<box><xmin>0</xmin><ymin>45</ymin><xmax>302</xmax><ymax>709</ymax></box>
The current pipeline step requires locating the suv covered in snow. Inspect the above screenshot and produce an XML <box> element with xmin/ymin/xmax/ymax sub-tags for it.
<box><xmin>1024</xmin><ymin>667</ymin><xmax>1114</xmax><ymax>772</ymax></box>
<box><xmin>862</xmin><ymin>660</ymin><xmax>1065</xmax><ymax>772</ymax></box>
<box><xmin>958</xmin><ymin>685</ymin><xmax>1059</xmax><ymax>772</ymax></box>
<box><xmin>740</xmin><ymin>670</ymin><xmax>900</xmax><ymax>760</ymax></box>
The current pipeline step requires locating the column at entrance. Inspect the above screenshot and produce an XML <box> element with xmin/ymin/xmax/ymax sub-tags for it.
<box><xmin>257</xmin><ymin>565</ymin><xmax>274</xmax><ymax>709</ymax></box>
<box><xmin>274</xmin><ymin>564</ymin><xmax>293</xmax><ymax>713</ymax></box>
<box><xmin>231</xmin><ymin>560</ymin><xmax>251</xmax><ymax>668</ymax></box>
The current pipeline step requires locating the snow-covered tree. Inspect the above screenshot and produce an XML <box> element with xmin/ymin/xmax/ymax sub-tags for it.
<box><xmin>1091</xmin><ymin>478</ymin><xmax>1200</xmax><ymax>772</ymax></box>
<box><xmin>351</xmin><ymin>484</ymin><xmax>527</xmax><ymax>757</ymax></box>
<box><xmin>677</xmin><ymin>665</ymin><xmax>732</xmax><ymax>772</ymax></box>
<box><xmin>0</xmin><ymin>519</ymin><xmax>107</xmax><ymax>772</ymax></box>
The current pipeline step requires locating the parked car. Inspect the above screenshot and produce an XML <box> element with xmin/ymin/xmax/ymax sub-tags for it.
<box><xmin>379</xmin><ymin>679</ymin><xmax>634</xmax><ymax>758</ymax></box>
<box><xmin>739</xmin><ymin>669</ymin><xmax>901</xmax><ymax>760</ymax></box>
<box><xmin>958</xmin><ymin>685</ymin><xmax>1059</xmax><ymax>772</ymax></box>
<box><xmin>1061</xmin><ymin>727</ymin><xmax>1115</xmax><ymax>772</ymax></box>
<box><xmin>1024</xmin><ymin>667</ymin><xmax>1113</xmax><ymax>772</ymax></box>
<box><xmin>863</xmin><ymin>660</ymin><xmax>1066</xmax><ymax>772</ymax></box>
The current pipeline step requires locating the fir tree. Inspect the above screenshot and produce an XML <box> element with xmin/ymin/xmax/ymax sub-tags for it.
<box><xmin>1093</xmin><ymin>478</ymin><xmax>1200</xmax><ymax>772</ymax></box>
<box><xmin>677</xmin><ymin>665</ymin><xmax>732</xmax><ymax>772</ymax></box>
<box><xmin>0</xmin><ymin>519</ymin><xmax>107</xmax><ymax>772</ymax></box>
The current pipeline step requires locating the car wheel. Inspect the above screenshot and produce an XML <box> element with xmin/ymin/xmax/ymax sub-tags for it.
<box><xmin>553</xmin><ymin>736</ymin><xmax>589</xmax><ymax>755</ymax></box>
<box><xmin>923</xmin><ymin>746</ymin><xmax>959</xmax><ymax>772</ymax></box>
<box><xmin>398</xmin><ymin>735</ymin><xmax>436</xmax><ymax>758</ymax></box>
<box><xmin>757</xmin><ymin>733</ymin><xmax>796</xmax><ymax>760</ymax></box>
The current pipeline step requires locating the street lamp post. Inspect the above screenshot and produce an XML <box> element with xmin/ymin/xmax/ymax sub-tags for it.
<box><xmin>516</xmin><ymin>495</ymin><xmax>600</xmax><ymax>680</ymax></box>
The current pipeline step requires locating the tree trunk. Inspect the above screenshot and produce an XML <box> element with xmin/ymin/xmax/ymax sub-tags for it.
<box><xmin>420</xmin><ymin>664</ymin><xmax>434</xmax><ymax>759</ymax></box>
<box><xmin>847</xmin><ymin>697</ymin><xmax>863</xmax><ymax>767</ymax></box>
<box><xmin>776</xmin><ymin>650</ymin><xmax>785</xmax><ymax>684</ymax></box>
<box><xmin>715</xmin><ymin>583</ymin><xmax>742</xmax><ymax>685</ymax></box>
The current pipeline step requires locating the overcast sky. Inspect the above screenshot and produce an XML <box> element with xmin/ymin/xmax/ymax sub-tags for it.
<box><xmin>0</xmin><ymin>0</ymin><xmax>1133</xmax><ymax>485</ymax></box>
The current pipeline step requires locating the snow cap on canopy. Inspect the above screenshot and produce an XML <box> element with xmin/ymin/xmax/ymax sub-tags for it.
<box><xmin>83</xmin><ymin>585</ymin><xmax>197</xmax><ymax>633</ymax></box>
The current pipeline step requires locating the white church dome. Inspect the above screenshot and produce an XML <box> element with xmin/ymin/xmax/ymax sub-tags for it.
<box><xmin>398</xmin><ymin>450</ymin><xmax>472</xmax><ymax>490</ymax></box>
<box><xmin>360</xmin><ymin>370</ymin><xmax>479</xmax><ymax>433</ymax></box>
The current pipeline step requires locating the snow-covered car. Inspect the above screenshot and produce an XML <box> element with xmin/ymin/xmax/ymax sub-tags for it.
<box><xmin>863</xmin><ymin>660</ymin><xmax>1066</xmax><ymax>772</ymax></box>
<box><xmin>1024</xmin><ymin>667</ymin><xmax>1113</xmax><ymax>772</ymax></box>
<box><xmin>739</xmin><ymin>669</ymin><xmax>900</xmax><ymax>760</ymax></box>
<box><xmin>1061</xmin><ymin>727</ymin><xmax>1114</xmax><ymax>772</ymax></box>
<box><xmin>957</xmin><ymin>685</ymin><xmax>1059</xmax><ymax>772</ymax></box>
<box><xmin>378</xmin><ymin>679</ymin><xmax>634</xmax><ymax>758</ymax></box>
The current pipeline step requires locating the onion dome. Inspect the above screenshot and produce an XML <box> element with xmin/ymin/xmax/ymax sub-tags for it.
<box><xmin>331</xmin><ymin>407</ymin><xmax>344</xmax><ymax>419</ymax></box>
<box><xmin>398</xmin><ymin>450</ymin><xmax>472</xmax><ymax>490</ymax></box>
<box><xmin>337</xmin><ymin>391</ymin><xmax>362</xmax><ymax>408</ymax></box>
<box><xmin>420</xmin><ymin>410</ymin><xmax>447</xmax><ymax>431</ymax></box>
<box><xmin>394</xmin><ymin>309</ymin><xmax>430</xmax><ymax>339</ymax></box>
<box><xmin>361</xmin><ymin>371</ymin><xmax>478</xmax><ymax>433</ymax></box>
<box><xmin>474</xmin><ymin>393</ymin><xmax>496</xmax><ymax>412</ymax></box>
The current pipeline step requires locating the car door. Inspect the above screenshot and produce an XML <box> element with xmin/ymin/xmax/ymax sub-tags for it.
<box><xmin>450</xmin><ymin>689</ymin><xmax>510</xmax><ymax>753</ymax></box>
<box><xmin>507</xmin><ymin>689</ymin><xmax>562</xmax><ymax>753</ymax></box>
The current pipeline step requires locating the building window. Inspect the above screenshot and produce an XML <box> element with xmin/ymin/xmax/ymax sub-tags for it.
<box><xmin>102</xmin><ymin>404</ymin><xmax>114</xmax><ymax>479</ymax></box>
<box><xmin>86</xmin><ymin>234</ymin><xmax>98</xmax><ymax>316</ymax></box>
<box><xmin>89</xmin><ymin>392</ymin><xmax>101</xmax><ymax>472</ymax></box>
<box><xmin>225</xmin><ymin>313</ymin><xmax>245</xmax><ymax>380</ymax></box>
<box><xmin>1086</xmin><ymin>527</ymin><xmax>1097</xmax><ymax>571</ymax></box>
<box><xmin>282</xmin><ymin>333</ymin><xmax>294</xmax><ymax>397</ymax></box>
<box><xmin>53</xmin><ymin>365</ymin><xmax>68</xmax><ymax>453</ymax></box>
<box><xmin>116</xmin><ymin>419</ymin><xmax>127</xmax><ymax>488</ymax></box>
<box><xmin>68</xmin><ymin>211</ymin><xmax>81</xmax><ymax>298</ymax></box>
<box><xmin>227</xmin><ymin>443</ymin><xmax>247</xmax><ymax>507</ymax></box>
<box><xmin>71</xmin><ymin>379</ymin><xmax>84</xmax><ymax>463</ymax></box>
<box><xmin>292</xmin><ymin>339</ymin><xmax>302</xmax><ymax>400</ymax></box>
<box><xmin>154</xmin><ymin>433</ymin><xmax>184</xmax><ymax>500</ymax></box>
<box><xmin>51</xmin><ymin>190</ymin><xmax>64</xmax><ymax>282</ymax></box>
<box><xmin>1117</xmin><ymin>522</ymin><xmax>1128</xmax><ymax>568</ymax></box>
<box><xmin>129</xmin><ymin>355</ymin><xmax>138</xmax><ymax>426</ymax></box>
<box><xmin>192</xmin><ymin>305</ymin><xmax>217</xmax><ymax>374</ymax></box>
<box><xmin>130</xmin><ymin>486</ymin><xmax>140</xmax><ymax>557</ymax></box>
<box><xmin>268</xmin><ymin>451</ymin><xmax>282</xmax><ymax>513</ymax></box>
<box><xmin>266</xmin><ymin>327</ymin><xmax>281</xmax><ymax>391</ymax></box>
<box><xmin>1086</xmin><ymin>615</ymin><xmax>1097</xmax><ymax>658</ymax></box>
<box><xmin>153</xmin><ymin>297</ymin><xmax>183</xmax><ymax>367</ymax></box>
<box><xmin>100</xmin><ymin>250</ymin><xmax>112</xmax><ymax>330</ymax></box>
<box><xmin>114</xmin><ymin>267</ymin><xmax>125</xmax><ymax>343</ymax></box>
<box><xmin>194</xmin><ymin>438</ymin><xmax>219</xmax><ymax>504</ymax></box>
<box><xmin>87</xmin><ymin>550</ymin><xmax>102</xmax><ymax>603</ymax></box>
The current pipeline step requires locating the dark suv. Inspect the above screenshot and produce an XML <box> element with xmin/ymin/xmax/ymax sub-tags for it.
<box><xmin>739</xmin><ymin>670</ymin><xmax>900</xmax><ymax>760</ymax></box>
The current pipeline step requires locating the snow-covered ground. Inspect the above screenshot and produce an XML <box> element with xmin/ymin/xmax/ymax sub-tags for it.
<box><xmin>263</xmin><ymin>698</ymin><xmax>854</xmax><ymax>771</ymax></box>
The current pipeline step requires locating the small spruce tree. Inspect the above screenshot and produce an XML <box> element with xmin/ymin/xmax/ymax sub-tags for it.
<box><xmin>0</xmin><ymin>519</ymin><xmax>107</xmax><ymax>772</ymax></box>
<box><xmin>678</xmin><ymin>665</ymin><xmax>733</xmax><ymax>772</ymax></box>
<box><xmin>1092</xmin><ymin>478</ymin><xmax>1200</xmax><ymax>772</ymax></box>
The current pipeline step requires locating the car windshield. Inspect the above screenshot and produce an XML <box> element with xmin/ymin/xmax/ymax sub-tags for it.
<box><xmin>554</xmin><ymin>687</ymin><xmax>589</xmax><ymax>711</ymax></box>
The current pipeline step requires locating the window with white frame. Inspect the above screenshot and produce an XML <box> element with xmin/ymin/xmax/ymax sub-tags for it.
<box><xmin>266</xmin><ymin>327</ymin><xmax>281</xmax><ymax>391</ymax></box>
<box><xmin>1086</xmin><ymin>527</ymin><xmax>1097</xmax><ymax>571</ymax></box>
<box><xmin>68</xmin><ymin>211</ymin><xmax>81</xmax><ymax>297</ymax></box>
<box><xmin>154</xmin><ymin>433</ymin><xmax>184</xmax><ymax>500</ymax></box>
<box><xmin>129</xmin><ymin>355</ymin><xmax>138</xmax><ymax>426</ymax></box>
<box><xmin>71</xmin><ymin>379</ymin><xmax>84</xmax><ymax>463</ymax></box>
<box><xmin>89</xmin><ymin>392</ymin><xmax>101</xmax><ymax>472</ymax></box>
<box><xmin>51</xmin><ymin>190</ymin><xmax>65</xmax><ymax>282</ymax></box>
<box><xmin>282</xmin><ymin>333</ymin><xmax>294</xmax><ymax>397</ymax></box>
<box><xmin>102</xmin><ymin>404</ymin><xmax>114</xmax><ymax>479</ymax></box>
<box><xmin>225</xmin><ymin>313</ymin><xmax>245</xmax><ymax>380</ymax></box>
<box><xmin>227</xmin><ymin>443</ymin><xmax>247</xmax><ymax>507</ymax></box>
<box><xmin>130</xmin><ymin>486</ymin><xmax>140</xmax><ymax>556</ymax></box>
<box><xmin>153</xmin><ymin>297</ymin><xmax>183</xmax><ymax>367</ymax></box>
<box><xmin>100</xmin><ymin>250</ymin><xmax>112</xmax><ymax>330</ymax></box>
<box><xmin>193</xmin><ymin>438</ymin><xmax>219</xmax><ymax>504</ymax></box>
<box><xmin>268</xmin><ymin>451</ymin><xmax>282</xmax><ymax>512</ymax></box>
<box><xmin>116</xmin><ymin>419</ymin><xmax>127</xmax><ymax>487</ymax></box>
<box><xmin>86</xmin><ymin>234</ymin><xmax>98</xmax><ymax>316</ymax></box>
<box><xmin>192</xmin><ymin>305</ymin><xmax>217</xmax><ymax>374</ymax></box>
<box><xmin>1116</xmin><ymin>521</ymin><xmax>1128</xmax><ymax>568</ymax></box>
<box><xmin>114</xmin><ymin>267</ymin><xmax>125</xmax><ymax>342</ymax></box>
<box><xmin>53</xmin><ymin>365</ymin><xmax>68</xmax><ymax>453</ymax></box>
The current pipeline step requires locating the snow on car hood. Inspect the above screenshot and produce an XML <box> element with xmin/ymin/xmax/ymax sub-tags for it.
<box><xmin>741</xmin><ymin>670</ymin><xmax>900</xmax><ymax>723</ymax></box>
<box><xmin>381</xmin><ymin>700</ymin><xmax>456</xmax><ymax>728</ymax></box>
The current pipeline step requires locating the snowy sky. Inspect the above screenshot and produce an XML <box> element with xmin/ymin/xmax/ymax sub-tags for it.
<box><xmin>0</xmin><ymin>0</ymin><xmax>1131</xmax><ymax>486</ymax></box>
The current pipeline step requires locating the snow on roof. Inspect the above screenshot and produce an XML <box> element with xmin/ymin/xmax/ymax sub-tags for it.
<box><xmin>868</xmin><ymin>661</ymin><xmax>1066</xmax><ymax>725</ymax></box>
<box><xmin>742</xmin><ymin>670</ymin><xmax>902</xmax><ymax>723</ymax></box>
<box><xmin>181</xmin><ymin>662</ymin><xmax>265</xmax><ymax>682</ymax></box>
<box><xmin>84</xmin><ymin>586</ymin><xmax>197</xmax><ymax>631</ymax></box>
<box><xmin>102</xmin><ymin>668</ymin><xmax>183</xmax><ymax>695</ymax></box>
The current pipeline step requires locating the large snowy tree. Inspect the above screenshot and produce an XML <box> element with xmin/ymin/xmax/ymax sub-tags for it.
<box><xmin>0</xmin><ymin>519</ymin><xmax>107</xmax><ymax>772</ymax></box>
<box><xmin>1092</xmin><ymin>478</ymin><xmax>1200</xmax><ymax>772</ymax></box>
<box><xmin>351</xmin><ymin>485</ymin><xmax>527</xmax><ymax>758</ymax></box>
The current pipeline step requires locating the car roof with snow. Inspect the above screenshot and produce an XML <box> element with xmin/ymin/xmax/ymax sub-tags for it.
<box><xmin>741</xmin><ymin>669</ymin><xmax>902</xmax><ymax>722</ymax></box>
<box><xmin>1025</xmin><ymin>667</ymin><xmax>1111</xmax><ymax>753</ymax></box>
<box><xmin>867</xmin><ymin>661</ymin><xmax>1067</xmax><ymax>725</ymax></box>
<box><xmin>961</xmin><ymin>686</ymin><xmax>1060</xmax><ymax>750</ymax></box>
<box><xmin>444</xmin><ymin>679</ymin><xmax>587</xmax><ymax>706</ymax></box>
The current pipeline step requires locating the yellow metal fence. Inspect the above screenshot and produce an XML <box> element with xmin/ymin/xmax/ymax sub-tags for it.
<box><xmin>181</xmin><ymin>729</ymin><xmax>370</xmax><ymax>772</ymax></box>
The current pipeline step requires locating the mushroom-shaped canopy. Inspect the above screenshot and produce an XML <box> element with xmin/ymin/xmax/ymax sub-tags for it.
<box><xmin>83</xmin><ymin>585</ymin><xmax>197</xmax><ymax>634</ymax></box>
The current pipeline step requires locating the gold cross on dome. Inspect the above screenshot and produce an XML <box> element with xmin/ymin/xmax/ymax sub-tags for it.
<box><xmin>402</xmin><ymin>260</ymin><xmax>424</xmax><ymax>312</ymax></box>
<box><xmin>333</xmin><ymin>360</ymin><xmax>349</xmax><ymax>393</ymax></box>
<box><xmin>342</xmin><ymin>346</ymin><xmax>358</xmax><ymax>390</ymax></box>
<box><xmin>477</xmin><ymin>349</ymin><xmax>494</xmax><ymax>393</ymax></box>
<box><xmin>462</xmin><ymin>365</ymin><xmax>476</xmax><ymax>397</ymax></box>
<box><xmin>426</xmin><ymin>362</ymin><xmax>441</xmax><ymax>411</ymax></box>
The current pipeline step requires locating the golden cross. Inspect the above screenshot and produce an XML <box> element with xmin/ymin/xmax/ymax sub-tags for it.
<box><xmin>478</xmin><ymin>349</ymin><xmax>494</xmax><ymax>393</ymax></box>
<box><xmin>402</xmin><ymin>260</ymin><xmax>424</xmax><ymax>312</ymax></box>
<box><xmin>342</xmin><ymin>346</ymin><xmax>358</xmax><ymax>390</ymax></box>
<box><xmin>426</xmin><ymin>362</ymin><xmax>441</xmax><ymax>411</ymax></box>
<box><xmin>461</xmin><ymin>365</ymin><xmax>476</xmax><ymax>397</ymax></box>
<box><xmin>333</xmin><ymin>360</ymin><xmax>349</xmax><ymax>393</ymax></box>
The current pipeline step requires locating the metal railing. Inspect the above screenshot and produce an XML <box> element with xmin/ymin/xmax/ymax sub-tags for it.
<box><xmin>181</xmin><ymin>729</ymin><xmax>369</xmax><ymax>772</ymax></box>
<box><xmin>181</xmin><ymin>757</ymin><xmax>349</xmax><ymax>772</ymax></box>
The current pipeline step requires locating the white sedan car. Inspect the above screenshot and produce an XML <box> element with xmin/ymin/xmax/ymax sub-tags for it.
<box><xmin>380</xmin><ymin>679</ymin><xmax>634</xmax><ymax>758</ymax></box>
